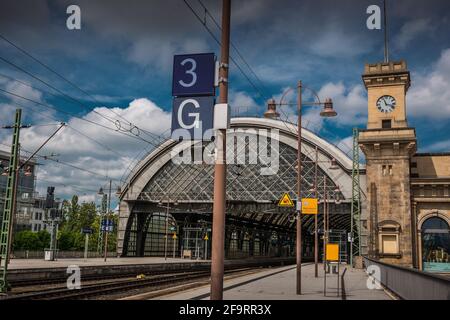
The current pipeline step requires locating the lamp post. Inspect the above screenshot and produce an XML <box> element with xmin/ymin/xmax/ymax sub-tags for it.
<box><xmin>98</xmin><ymin>179</ymin><xmax>115</xmax><ymax>262</ymax></box>
<box><xmin>304</xmin><ymin>150</ymin><xmax>340</xmax><ymax>277</ymax></box>
<box><xmin>1</xmin><ymin>112</ymin><xmax>64</xmax><ymax>293</ymax></box>
<box><xmin>265</xmin><ymin>81</ymin><xmax>337</xmax><ymax>294</ymax></box>
<box><xmin>313</xmin><ymin>176</ymin><xmax>341</xmax><ymax>275</ymax></box>
<box><xmin>156</xmin><ymin>199</ymin><xmax>179</xmax><ymax>261</ymax></box>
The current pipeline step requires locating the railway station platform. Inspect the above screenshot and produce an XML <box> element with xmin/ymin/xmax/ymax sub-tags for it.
<box><xmin>153</xmin><ymin>263</ymin><xmax>393</xmax><ymax>300</ymax></box>
<box><xmin>8</xmin><ymin>257</ymin><xmax>202</xmax><ymax>269</ymax></box>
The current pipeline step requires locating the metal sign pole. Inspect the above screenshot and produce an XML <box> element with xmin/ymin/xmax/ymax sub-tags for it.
<box><xmin>173</xmin><ymin>235</ymin><xmax>176</xmax><ymax>259</ymax></box>
<box><xmin>84</xmin><ymin>234</ymin><xmax>89</xmax><ymax>261</ymax></box>
<box><xmin>210</xmin><ymin>0</ymin><xmax>231</xmax><ymax>300</ymax></box>
<box><xmin>337</xmin><ymin>237</ymin><xmax>341</xmax><ymax>297</ymax></box>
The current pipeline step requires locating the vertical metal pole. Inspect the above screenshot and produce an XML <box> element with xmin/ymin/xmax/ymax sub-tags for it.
<box><xmin>104</xmin><ymin>179</ymin><xmax>111</xmax><ymax>262</ymax></box>
<box><xmin>7</xmin><ymin>153</ymin><xmax>20</xmax><ymax>265</ymax></box>
<box><xmin>383</xmin><ymin>0</ymin><xmax>389</xmax><ymax>63</ymax></box>
<box><xmin>314</xmin><ymin>146</ymin><xmax>318</xmax><ymax>278</ymax></box>
<box><xmin>205</xmin><ymin>237</ymin><xmax>208</xmax><ymax>260</ymax></box>
<box><xmin>173</xmin><ymin>234</ymin><xmax>176</xmax><ymax>259</ymax></box>
<box><xmin>50</xmin><ymin>220</ymin><xmax>55</xmax><ymax>261</ymax></box>
<box><xmin>210</xmin><ymin>0</ymin><xmax>231</xmax><ymax>301</ymax></box>
<box><xmin>296</xmin><ymin>81</ymin><xmax>302</xmax><ymax>295</ymax></box>
<box><xmin>323</xmin><ymin>177</ymin><xmax>327</xmax><ymax>297</ymax></box>
<box><xmin>0</xmin><ymin>109</ymin><xmax>21</xmax><ymax>293</ymax></box>
<box><xmin>84</xmin><ymin>234</ymin><xmax>89</xmax><ymax>261</ymax></box>
<box><xmin>165</xmin><ymin>199</ymin><xmax>169</xmax><ymax>261</ymax></box>
<box><xmin>195</xmin><ymin>230</ymin><xmax>199</xmax><ymax>259</ymax></box>
<box><xmin>323</xmin><ymin>177</ymin><xmax>327</xmax><ymax>270</ymax></box>
<box><xmin>337</xmin><ymin>237</ymin><xmax>341</xmax><ymax>297</ymax></box>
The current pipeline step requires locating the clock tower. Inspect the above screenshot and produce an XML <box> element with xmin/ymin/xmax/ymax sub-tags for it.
<box><xmin>359</xmin><ymin>60</ymin><xmax>417</xmax><ymax>267</ymax></box>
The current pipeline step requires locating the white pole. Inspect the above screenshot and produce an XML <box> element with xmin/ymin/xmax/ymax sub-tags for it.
<box><xmin>84</xmin><ymin>233</ymin><xmax>89</xmax><ymax>261</ymax></box>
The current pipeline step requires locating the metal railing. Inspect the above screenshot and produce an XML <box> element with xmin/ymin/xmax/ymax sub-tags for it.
<box><xmin>364</xmin><ymin>256</ymin><xmax>450</xmax><ymax>300</ymax></box>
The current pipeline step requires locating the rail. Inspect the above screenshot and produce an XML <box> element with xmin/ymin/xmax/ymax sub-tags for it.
<box><xmin>363</xmin><ymin>256</ymin><xmax>450</xmax><ymax>300</ymax></box>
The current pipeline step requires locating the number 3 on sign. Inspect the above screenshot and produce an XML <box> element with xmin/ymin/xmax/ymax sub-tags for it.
<box><xmin>179</xmin><ymin>58</ymin><xmax>197</xmax><ymax>88</ymax></box>
<box><xmin>172</xmin><ymin>53</ymin><xmax>215</xmax><ymax>97</ymax></box>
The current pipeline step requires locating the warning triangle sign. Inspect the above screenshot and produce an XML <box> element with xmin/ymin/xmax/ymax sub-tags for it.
<box><xmin>278</xmin><ymin>193</ymin><xmax>294</xmax><ymax>207</ymax></box>
<box><xmin>172</xmin><ymin>233</ymin><xmax>177</xmax><ymax>240</ymax></box>
<box><xmin>204</xmin><ymin>234</ymin><xmax>209</xmax><ymax>241</ymax></box>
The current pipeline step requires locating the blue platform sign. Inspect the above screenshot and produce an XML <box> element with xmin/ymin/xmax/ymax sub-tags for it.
<box><xmin>171</xmin><ymin>96</ymin><xmax>214</xmax><ymax>139</ymax></box>
<box><xmin>81</xmin><ymin>227</ymin><xmax>93</xmax><ymax>234</ymax></box>
<box><xmin>172</xmin><ymin>53</ymin><xmax>216</xmax><ymax>97</ymax></box>
<box><xmin>101</xmin><ymin>219</ymin><xmax>114</xmax><ymax>232</ymax></box>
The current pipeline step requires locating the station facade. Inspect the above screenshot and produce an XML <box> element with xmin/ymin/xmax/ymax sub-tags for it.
<box><xmin>117</xmin><ymin>59</ymin><xmax>450</xmax><ymax>272</ymax></box>
<box><xmin>360</xmin><ymin>60</ymin><xmax>450</xmax><ymax>272</ymax></box>
<box><xmin>117</xmin><ymin>118</ymin><xmax>365</xmax><ymax>261</ymax></box>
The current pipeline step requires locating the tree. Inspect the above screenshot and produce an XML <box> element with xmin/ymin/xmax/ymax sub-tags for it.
<box><xmin>13</xmin><ymin>230</ymin><xmax>50</xmax><ymax>251</ymax></box>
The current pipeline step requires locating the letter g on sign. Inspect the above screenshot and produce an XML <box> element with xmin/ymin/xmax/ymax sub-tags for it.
<box><xmin>178</xmin><ymin>99</ymin><xmax>200</xmax><ymax>130</ymax></box>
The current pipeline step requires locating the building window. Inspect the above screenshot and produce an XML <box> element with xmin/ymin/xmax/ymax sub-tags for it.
<box><xmin>378</xmin><ymin>221</ymin><xmax>401</xmax><ymax>257</ymax></box>
<box><xmin>382</xmin><ymin>120</ymin><xmax>392</xmax><ymax>129</ymax></box>
<box><xmin>382</xmin><ymin>165</ymin><xmax>393</xmax><ymax>176</ymax></box>
<box><xmin>422</xmin><ymin>217</ymin><xmax>450</xmax><ymax>272</ymax></box>
<box><xmin>381</xmin><ymin>234</ymin><xmax>398</xmax><ymax>254</ymax></box>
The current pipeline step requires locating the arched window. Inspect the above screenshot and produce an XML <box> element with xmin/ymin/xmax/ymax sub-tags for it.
<box><xmin>421</xmin><ymin>217</ymin><xmax>450</xmax><ymax>272</ymax></box>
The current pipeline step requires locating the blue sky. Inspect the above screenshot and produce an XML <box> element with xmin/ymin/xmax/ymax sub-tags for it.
<box><xmin>1</xmin><ymin>0</ymin><xmax>450</xmax><ymax>203</ymax></box>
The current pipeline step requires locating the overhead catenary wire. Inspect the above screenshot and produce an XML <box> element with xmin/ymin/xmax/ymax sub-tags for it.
<box><xmin>0</xmin><ymin>55</ymin><xmax>118</xmax><ymax>125</ymax></box>
<box><xmin>66</xmin><ymin>125</ymin><xmax>130</xmax><ymax>160</ymax></box>
<box><xmin>0</xmin><ymin>142</ymin><xmax>121</xmax><ymax>183</ymax></box>
<box><xmin>0</xmin><ymin>95</ymin><xmax>139</xmax><ymax>163</ymax></box>
<box><xmin>0</xmin><ymin>87</ymin><xmax>160</xmax><ymax>147</ymax></box>
<box><xmin>183</xmin><ymin>0</ymin><xmax>269</xmax><ymax>102</ymax></box>
<box><xmin>0</xmin><ymin>33</ymin><xmax>166</xmax><ymax>142</ymax></box>
<box><xmin>196</xmin><ymin>0</ymin><xmax>271</xmax><ymax>99</ymax></box>
<box><xmin>0</xmin><ymin>73</ymin><xmax>169</xmax><ymax>160</ymax></box>
<box><xmin>0</xmin><ymin>72</ymin><xmax>165</xmax><ymax>141</ymax></box>
<box><xmin>36</xmin><ymin>177</ymin><xmax>100</xmax><ymax>195</ymax></box>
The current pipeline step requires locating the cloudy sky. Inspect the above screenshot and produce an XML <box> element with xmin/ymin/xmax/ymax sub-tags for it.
<box><xmin>1</xmin><ymin>0</ymin><xmax>450</xmax><ymax>205</ymax></box>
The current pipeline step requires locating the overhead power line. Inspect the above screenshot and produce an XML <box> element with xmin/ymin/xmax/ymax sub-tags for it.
<box><xmin>0</xmin><ymin>93</ymin><xmax>136</xmax><ymax>160</ymax></box>
<box><xmin>0</xmin><ymin>87</ymin><xmax>160</xmax><ymax>147</ymax></box>
<box><xmin>1</xmin><ymin>142</ymin><xmax>121</xmax><ymax>183</ymax></box>
<box><xmin>0</xmin><ymin>55</ymin><xmax>117</xmax><ymax>124</ymax></box>
<box><xmin>0</xmin><ymin>33</ymin><xmax>167</xmax><ymax>143</ymax></box>
<box><xmin>196</xmin><ymin>0</ymin><xmax>271</xmax><ymax>98</ymax></box>
<box><xmin>183</xmin><ymin>0</ymin><xmax>270</xmax><ymax>102</ymax></box>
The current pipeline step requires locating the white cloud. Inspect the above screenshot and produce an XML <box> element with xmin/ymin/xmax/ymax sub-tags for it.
<box><xmin>127</xmin><ymin>37</ymin><xmax>210</xmax><ymax>71</ymax></box>
<box><xmin>317</xmin><ymin>82</ymin><xmax>367</xmax><ymax>127</ymax></box>
<box><xmin>1</xmin><ymin>98</ymin><xmax>171</xmax><ymax>202</ymax></box>
<box><xmin>310</xmin><ymin>27</ymin><xmax>370</xmax><ymax>58</ymax></box>
<box><xmin>426</xmin><ymin>139</ymin><xmax>450</xmax><ymax>152</ymax></box>
<box><xmin>394</xmin><ymin>18</ymin><xmax>434</xmax><ymax>49</ymax></box>
<box><xmin>408</xmin><ymin>48</ymin><xmax>450</xmax><ymax>119</ymax></box>
<box><xmin>229</xmin><ymin>90</ymin><xmax>260</xmax><ymax>116</ymax></box>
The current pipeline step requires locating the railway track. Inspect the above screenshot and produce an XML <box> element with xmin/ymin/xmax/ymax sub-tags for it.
<box><xmin>8</xmin><ymin>267</ymin><xmax>208</xmax><ymax>287</ymax></box>
<box><xmin>1</xmin><ymin>267</ymin><xmax>256</xmax><ymax>300</ymax></box>
<box><xmin>8</xmin><ymin>257</ymin><xmax>298</xmax><ymax>288</ymax></box>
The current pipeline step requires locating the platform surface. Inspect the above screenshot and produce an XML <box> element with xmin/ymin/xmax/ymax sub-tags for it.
<box><xmin>8</xmin><ymin>257</ymin><xmax>208</xmax><ymax>269</ymax></box>
<box><xmin>154</xmin><ymin>263</ymin><xmax>393</xmax><ymax>300</ymax></box>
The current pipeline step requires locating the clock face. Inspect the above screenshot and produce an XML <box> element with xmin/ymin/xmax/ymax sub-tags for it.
<box><xmin>377</xmin><ymin>95</ymin><xmax>396</xmax><ymax>113</ymax></box>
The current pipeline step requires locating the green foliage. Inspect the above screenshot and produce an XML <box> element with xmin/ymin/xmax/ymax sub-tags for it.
<box><xmin>13</xmin><ymin>230</ymin><xmax>51</xmax><ymax>251</ymax></box>
<box><xmin>14</xmin><ymin>194</ymin><xmax>118</xmax><ymax>252</ymax></box>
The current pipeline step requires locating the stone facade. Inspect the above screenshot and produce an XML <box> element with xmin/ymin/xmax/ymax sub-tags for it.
<box><xmin>360</xmin><ymin>61</ymin><xmax>416</xmax><ymax>267</ymax></box>
<box><xmin>360</xmin><ymin>61</ymin><xmax>450</xmax><ymax>270</ymax></box>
